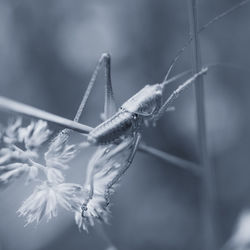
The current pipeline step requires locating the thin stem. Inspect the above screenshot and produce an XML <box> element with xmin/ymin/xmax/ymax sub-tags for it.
<box><xmin>138</xmin><ymin>144</ymin><xmax>201</xmax><ymax>176</ymax></box>
<box><xmin>188</xmin><ymin>1</ymin><xmax>216</xmax><ymax>250</ymax></box>
<box><xmin>164</xmin><ymin>0</ymin><xmax>250</xmax><ymax>82</ymax></box>
<box><xmin>0</xmin><ymin>96</ymin><xmax>92</xmax><ymax>134</ymax></box>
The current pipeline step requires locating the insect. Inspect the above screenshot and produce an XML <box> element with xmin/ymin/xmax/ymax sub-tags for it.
<box><xmin>0</xmin><ymin>0</ymin><xmax>248</xmax><ymax>230</ymax></box>
<box><xmin>71</xmin><ymin>53</ymin><xmax>206</xmax><ymax>223</ymax></box>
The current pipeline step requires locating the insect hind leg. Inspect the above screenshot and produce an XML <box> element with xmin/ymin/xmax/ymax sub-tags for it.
<box><xmin>75</xmin><ymin>53</ymin><xmax>117</xmax><ymax>124</ymax></box>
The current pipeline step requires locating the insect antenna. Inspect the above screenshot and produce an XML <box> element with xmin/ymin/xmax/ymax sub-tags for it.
<box><xmin>163</xmin><ymin>0</ymin><xmax>250</xmax><ymax>82</ymax></box>
<box><xmin>161</xmin><ymin>62</ymin><xmax>246</xmax><ymax>89</ymax></box>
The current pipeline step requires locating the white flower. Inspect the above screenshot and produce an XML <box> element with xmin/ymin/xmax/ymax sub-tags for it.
<box><xmin>45</xmin><ymin>131</ymin><xmax>77</xmax><ymax>170</ymax></box>
<box><xmin>0</xmin><ymin>160</ymin><xmax>41</xmax><ymax>187</ymax></box>
<box><xmin>3</xmin><ymin>118</ymin><xmax>22</xmax><ymax>144</ymax></box>
<box><xmin>18</xmin><ymin>120</ymin><xmax>51</xmax><ymax>150</ymax></box>
<box><xmin>0</xmin><ymin>163</ymin><xmax>29</xmax><ymax>187</ymax></box>
<box><xmin>25</xmin><ymin>165</ymin><xmax>39</xmax><ymax>184</ymax></box>
<box><xmin>74</xmin><ymin>207</ymin><xmax>96</xmax><ymax>232</ymax></box>
<box><xmin>45</xmin><ymin>167</ymin><xmax>65</xmax><ymax>184</ymax></box>
<box><xmin>18</xmin><ymin>182</ymin><xmax>82</xmax><ymax>225</ymax></box>
<box><xmin>0</xmin><ymin>147</ymin><xmax>38</xmax><ymax>165</ymax></box>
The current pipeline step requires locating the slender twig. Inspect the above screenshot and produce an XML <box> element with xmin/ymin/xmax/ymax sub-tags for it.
<box><xmin>0</xmin><ymin>96</ymin><xmax>92</xmax><ymax>134</ymax></box>
<box><xmin>139</xmin><ymin>144</ymin><xmax>201</xmax><ymax>176</ymax></box>
<box><xmin>188</xmin><ymin>1</ymin><xmax>216</xmax><ymax>250</ymax></box>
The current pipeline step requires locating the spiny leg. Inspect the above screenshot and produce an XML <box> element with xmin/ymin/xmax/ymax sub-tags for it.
<box><xmin>84</xmin><ymin>139</ymin><xmax>133</xmax><ymax>195</ymax></box>
<box><xmin>81</xmin><ymin>146</ymin><xmax>105</xmax><ymax>212</ymax></box>
<box><xmin>81</xmin><ymin>139</ymin><xmax>133</xmax><ymax>214</ymax></box>
<box><xmin>59</xmin><ymin>53</ymin><xmax>117</xmax><ymax>140</ymax></box>
<box><xmin>105</xmin><ymin>133</ymin><xmax>142</xmax><ymax>201</ymax></box>
<box><xmin>154</xmin><ymin>67</ymin><xmax>208</xmax><ymax>122</ymax></box>
<box><xmin>102</xmin><ymin>53</ymin><xmax>117</xmax><ymax>120</ymax></box>
<box><xmin>75</xmin><ymin>53</ymin><xmax>116</xmax><ymax>124</ymax></box>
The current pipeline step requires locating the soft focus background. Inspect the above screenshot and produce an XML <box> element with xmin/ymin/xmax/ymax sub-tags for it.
<box><xmin>0</xmin><ymin>0</ymin><xmax>250</xmax><ymax>249</ymax></box>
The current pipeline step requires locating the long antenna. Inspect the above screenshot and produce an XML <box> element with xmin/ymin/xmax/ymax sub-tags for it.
<box><xmin>163</xmin><ymin>0</ymin><xmax>250</xmax><ymax>82</ymax></box>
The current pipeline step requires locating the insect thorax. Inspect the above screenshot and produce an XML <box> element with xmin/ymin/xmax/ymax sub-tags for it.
<box><xmin>87</xmin><ymin>84</ymin><xmax>163</xmax><ymax>145</ymax></box>
<box><xmin>121</xmin><ymin>83</ymin><xmax>163</xmax><ymax>116</ymax></box>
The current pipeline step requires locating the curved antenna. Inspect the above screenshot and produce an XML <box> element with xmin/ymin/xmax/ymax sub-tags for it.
<box><xmin>161</xmin><ymin>62</ymin><xmax>247</xmax><ymax>89</ymax></box>
<box><xmin>161</xmin><ymin>69</ymin><xmax>192</xmax><ymax>87</ymax></box>
<box><xmin>163</xmin><ymin>0</ymin><xmax>250</xmax><ymax>82</ymax></box>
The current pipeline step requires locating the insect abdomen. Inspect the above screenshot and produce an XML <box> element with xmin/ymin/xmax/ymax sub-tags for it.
<box><xmin>88</xmin><ymin>110</ymin><xmax>137</xmax><ymax>145</ymax></box>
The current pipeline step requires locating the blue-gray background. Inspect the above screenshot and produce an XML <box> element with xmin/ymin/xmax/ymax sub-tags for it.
<box><xmin>0</xmin><ymin>0</ymin><xmax>250</xmax><ymax>249</ymax></box>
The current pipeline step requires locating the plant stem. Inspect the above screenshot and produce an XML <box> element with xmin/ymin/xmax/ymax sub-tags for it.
<box><xmin>187</xmin><ymin>1</ymin><xmax>216</xmax><ymax>250</ymax></box>
<box><xmin>138</xmin><ymin>144</ymin><xmax>201</xmax><ymax>176</ymax></box>
<box><xmin>0</xmin><ymin>96</ymin><xmax>92</xmax><ymax>134</ymax></box>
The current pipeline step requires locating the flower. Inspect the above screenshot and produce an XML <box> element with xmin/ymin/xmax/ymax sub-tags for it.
<box><xmin>17</xmin><ymin>182</ymin><xmax>82</xmax><ymax>225</ymax></box>
<box><xmin>18</xmin><ymin>120</ymin><xmax>51</xmax><ymax>150</ymax></box>
<box><xmin>0</xmin><ymin>147</ymin><xmax>38</xmax><ymax>165</ymax></box>
<box><xmin>25</xmin><ymin>165</ymin><xmax>39</xmax><ymax>184</ymax></box>
<box><xmin>45</xmin><ymin>131</ymin><xmax>78</xmax><ymax>170</ymax></box>
<box><xmin>0</xmin><ymin>163</ymin><xmax>29</xmax><ymax>187</ymax></box>
<box><xmin>3</xmin><ymin>118</ymin><xmax>22</xmax><ymax>144</ymax></box>
<box><xmin>45</xmin><ymin>167</ymin><xmax>65</xmax><ymax>184</ymax></box>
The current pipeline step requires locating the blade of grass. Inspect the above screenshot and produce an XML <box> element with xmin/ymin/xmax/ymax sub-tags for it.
<box><xmin>139</xmin><ymin>144</ymin><xmax>201</xmax><ymax>176</ymax></box>
<box><xmin>188</xmin><ymin>1</ymin><xmax>217</xmax><ymax>250</ymax></box>
<box><xmin>0</xmin><ymin>96</ymin><xmax>92</xmax><ymax>134</ymax></box>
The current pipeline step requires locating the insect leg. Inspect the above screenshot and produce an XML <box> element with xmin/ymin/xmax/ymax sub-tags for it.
<box><xmin>54</xmin><ymin>54</ymin><xmax>110</xmax><ymax>140</ymax></box>
<box><xmin>73</xmin><ymin>53</ymin><xmax>117</xmax><ymax>125</ymax></box>
<box><xmin>81</xmin><ymin>139</ymin><xmax>133</xmax><ymax>214</ymax></box>
<box><xmin>105</xmin><ymin>133</ymin><xmax>142</xmax><ymax>202</ymax></box>
<box><xmin>154</xmin><ymin>67</ymin><xmax>208</xmax><ymax>122</ymax></box>
<box><xmin>57</xmin><ymin>53</ymin><xmax>117</xmax><ymax>140</ymax></box>
<box><xmin>81</xmin><ymin>147</ymin><xmax>105</xmax><ymax>212</ymax></box>
<box><xmin>102</xmin><ymin>53</ymin><xmax>117</xmax><ymax>120</ymax></box>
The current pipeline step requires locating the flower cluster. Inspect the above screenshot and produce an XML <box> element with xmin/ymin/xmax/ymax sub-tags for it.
<box><xmin>0</xmin><ymin>118</ymin><xmax>136</xmax><ymax>232</ymax></box>
<box><xmin>0</xmin><ymin>118</ymin><xmax>50</xmax><ymax>186</ymax></box>
<box><xmin>0</xmin><ymin>119</ymin><xmax>84</xmax><ymax>228</ymax></box>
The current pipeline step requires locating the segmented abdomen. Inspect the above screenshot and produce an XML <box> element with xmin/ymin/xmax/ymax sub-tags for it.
<box><xmin>88</xmin><ymin>110</ymin><xmax>138</xmax><ymax>145</ymax></box>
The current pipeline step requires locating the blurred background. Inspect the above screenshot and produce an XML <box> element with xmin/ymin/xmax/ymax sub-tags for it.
<box><xmin>0</xmin><ymin>0</ymin><xmax>250</xmax><ymax>249</ymax></box>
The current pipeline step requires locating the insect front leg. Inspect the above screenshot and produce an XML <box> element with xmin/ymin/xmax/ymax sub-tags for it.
<box><xmin>154</xmin><ymin>67</ymin><xmax>208</xmax><ymax>122</ymax></box>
